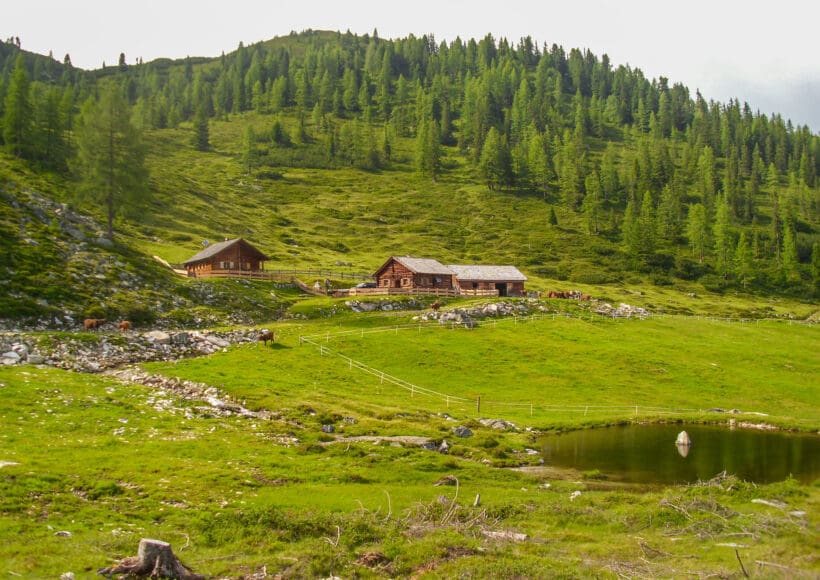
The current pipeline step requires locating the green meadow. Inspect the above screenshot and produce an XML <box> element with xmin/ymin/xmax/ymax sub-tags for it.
<box><xmin>3</xmin><ymin>307</ymin><xmax>816</xmax><ymax>578</ymax></box>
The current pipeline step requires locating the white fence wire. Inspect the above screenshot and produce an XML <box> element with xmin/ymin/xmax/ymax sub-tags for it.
<box><xmin>297</xmin><ymin>312</ymin><xmax>807</xmax><ymax>419</ymax></box>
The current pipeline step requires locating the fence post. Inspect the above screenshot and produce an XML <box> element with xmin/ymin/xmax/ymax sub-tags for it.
<box><xmin>476</xmin><ymin>396</ymin><xmax>481</xmax><ymax>414</ymax></box>
<box><xmin>530</xmin><ymin>402</ymin><xmax>533</xmax><ymax>416</ymax></box>
<box><xmin>446</xmin><ymin>396</ymin><xmax>449</xmax><ymax>409</ymax></box>
<box><xmin>635</xmin><ymin>405</ymin><xmax>638</xmax><ymax>416</ymax></box>
<box><xmin>411</xmin><ymin>384</ymin><xmax>414</xmax><ymax>398</ymax></box>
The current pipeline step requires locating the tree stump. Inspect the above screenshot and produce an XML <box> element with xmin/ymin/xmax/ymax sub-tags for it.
<box><xmin>98</xmin><ymin>539</ymin><xmax>203</xmax><ymax>579</ymax></box>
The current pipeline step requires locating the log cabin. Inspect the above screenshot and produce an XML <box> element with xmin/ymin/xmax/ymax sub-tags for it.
<box><xmin>373</xmin><ymin>256</ymin><xmax>456</xmax><ymax>291</ymax></box>
<box><xmin>447</xmin><ymin>264</ymin><xmax>528</xmax><ymax>297</ymax></box>
<box><xmin>183</xmin><ymin>238</ymin><xmax>269</xmax><ymax>278</ymax></box>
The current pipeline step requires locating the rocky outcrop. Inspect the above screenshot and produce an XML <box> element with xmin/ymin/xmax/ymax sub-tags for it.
<box><xmin>592</xmin><ymin>302</ymin><xmax>651</xmax><ymax>318</ymax></box>
<box><xmin>0</xmin><ymin>329</ymin><xmax>261</xmax><ymax>372</ymax></box>
<box><xmin>345</xmin><ymin>299</ymin><xmax>423</xmax><ymax>313</ymax></box>
<box><xmin>413</xmin><ymin>301</ymin><xmax>547</xmax><ymax>326</ymax></box>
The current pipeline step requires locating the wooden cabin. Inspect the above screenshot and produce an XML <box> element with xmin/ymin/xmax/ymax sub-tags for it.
<box><xmin>373</xmin><ymin>256</ymin><xmax>456</xmax><ymax>290</ymax></box>
<box><xmin>447</xmin><ymin>264</ymin><xmax>528</xmax><ymax>297</ymax></box>
<box><xmin>183</xmin><ymin>238</ymin><xmax>269</xmax><ymax>278</ymax></box>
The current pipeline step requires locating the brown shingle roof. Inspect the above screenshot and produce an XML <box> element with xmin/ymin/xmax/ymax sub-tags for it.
<box><xmin>447</xmin><ymin>264</ymin><xmax>528</xmax><ymax>282</ymax></box>
<box><xmin>374</xmin><ymin>256</ymin><xmax>455</xmax><ymax>276</ymax></box>
<box><xmin>182</xmin><ymin>238</ymin><xmax>268</xmax><ymax>266</ymax></box>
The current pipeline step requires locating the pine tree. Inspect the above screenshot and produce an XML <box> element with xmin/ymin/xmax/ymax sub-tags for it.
<box><xmin>2</xmin><ymin>54</ymin><xmax>33</xmax><ymax>158</ymax></box>
<box><xmin>479</xmin><ymin>127</ymin><xmax>512</xmax><ymax>190</ymax></box>
<box><xmin>713</xmin><ymin>194</ymin><xmax>732</xmax><ymax>277</ymax></box>
<box><xmin>415</xmin><ymin>118</ymin><xmax>441</xmax><ymax>181</ymax></box>
<box><xmin>73</xmin><ymin>87</ymin><xmax>149</xmax><ymax>239</ymax></box>
<box><xmin>781</xmin><ymin>222</ymin><xmax>800</xmax><ymax>282</ymax></box>
<box><xmin>193</xmin><ymin>105</ymin><xmax>209</xmax><ymax>152</ymax></box>
<box><xmin>686</xmin><ymin>203</ymin><xmax>709</xmax><ymax>263</ymax></box>
<box><xmin>637</xmin><ymin>190</ymin><xmax>656</xmax><ymax>259</ymax></box>
<box><xmin>621</xmin><ymin>197</ymin><xmax>641</xmax><ymax>262</ymax></box>
<box><xmin>734</xmin><ymin>232</ymin><xmax>754</xmax><ymax>288</ymax></box>
<box><xmin>582</xmin><ymin>171</ymin><xmax>602</xmax><ymax>234</ymax></box>
<box><xmin>527</xmin><ymin>130</ymin><xmax>553</xmax><ymax>200</ymax></box>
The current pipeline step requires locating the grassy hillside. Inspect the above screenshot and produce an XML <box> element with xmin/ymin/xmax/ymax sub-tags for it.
<box><xmin>1</xmin><ymin>311</ymin><xmax>817</xmax><ymax>577</ymax></box>
<box><xmin>1</xmin><ymin>30</ymin><xmax>818</xmax><ymax>326</ymax></box>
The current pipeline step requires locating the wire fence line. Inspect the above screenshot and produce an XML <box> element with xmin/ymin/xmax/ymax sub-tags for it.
<box><xmin>300</xmin><ymin>309</ymin><xmax>814</xmax><ymax>346</ymax></box>
<box><xmin>297</xmin><ymin>314</ymin><xmax>753</xmax><ymax>419</ymax></box>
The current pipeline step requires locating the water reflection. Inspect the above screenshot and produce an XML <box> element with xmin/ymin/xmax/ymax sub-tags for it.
<box><xmin>540</xmin><ymin>424</ymin><xmax>820</xmax><ymax>485</ymax></box>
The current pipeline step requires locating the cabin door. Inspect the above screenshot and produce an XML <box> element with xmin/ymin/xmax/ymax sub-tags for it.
<box><xmin>495</xmin><ymin>283</ymin><xmax>507</xmax><ymax>297</ymax></box>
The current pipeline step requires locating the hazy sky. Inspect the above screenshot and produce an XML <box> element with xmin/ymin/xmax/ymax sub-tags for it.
<box><xmin>6</xmin><ymin>0</ymin><xmax>819</xmax><ymax>130</ymax></box>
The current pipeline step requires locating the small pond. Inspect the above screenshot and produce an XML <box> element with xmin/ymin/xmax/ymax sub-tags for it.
<box><xmin>540</xmin><ymin>423</ymin><xmax>820</xmax><ymax>485</ymax></box>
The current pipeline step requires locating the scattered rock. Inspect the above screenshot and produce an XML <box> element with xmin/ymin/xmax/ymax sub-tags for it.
<box><xmin>479</xmin><ymin>418</ymin><xmax>517</xmax><ymax>431</ymax></box>
<box><xmin>453</xmin><ymin>426</ymin><xmax>473</xmax><ymax>438</ymax></box>
<box><xmin>321</xmin><ymin>424</ymin><xmax>335</xmax><ymax>433</ymax></box>
<box><xmin>481</xmin><ymin>530</ymin><xmax>528</xmax><ymax>542</ymax></box>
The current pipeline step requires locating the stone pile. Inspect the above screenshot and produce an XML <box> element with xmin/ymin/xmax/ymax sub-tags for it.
<box><xmin>592</xmin><ymin>302</ymin><xmax>651</xmax><ymax>319</ymax></box>
<box><xmin>106</xmin><ymin>367</ymin><xmax>275</xmax><ymax>420</ymax></box>
<box><xmin>345</xmin><ymin>299</ymin><xmax>423</xmax><ymax>313</ymax></box>
<box><xmin>0</xmin><ymin>329</ymin><xmax>261</xmax><ymax>372</ymax></box>
<box><xmin>413</xmin><ymin>301</ymin><xmax>543</xmax><ymax>326</ymax></box>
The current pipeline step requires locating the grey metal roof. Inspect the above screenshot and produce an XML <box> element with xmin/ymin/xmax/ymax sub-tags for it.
<box><xmin>447</xmin><ymin>264</ymin><xmax>528</xmax><ymax>282</ymax></box>
<box><xmin>183</xmin><ymin>238</ymin><xmax>268</xmax><ymax>266</ymax></box>
<box><xmin>391</xmin><ymin>256</ymin><xmax>455</xmax><ymax>275</ymax></box>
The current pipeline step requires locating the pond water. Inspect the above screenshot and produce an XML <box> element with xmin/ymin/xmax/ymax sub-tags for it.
<box><xmin>540</xmin><ymin>423</ymin><xmax>820</xmax><ymax>485</ymax></box>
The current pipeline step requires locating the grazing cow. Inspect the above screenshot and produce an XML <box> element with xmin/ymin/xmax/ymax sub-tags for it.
<box><xmin>83</xmin><ymin>318</ymin><xmax>106</xmax><ymax>331</ymax></box>
<box><xmin>118</xmin><ymin>320</ymin><xmax>132</xmax><ymax>332</ymax></box>
<box><xmin>580</xmin><ymin>294</ymin><xmax>591</xmax><ymax>301</ymax></box>
<box><xmin>431</xmin><ymin>301</ymin><xmax>441</xmax><ymax>311</ymax></box>
<box><xmin>257</xmin><ymin>330</ymin><xmax>275</xmax><ymax>346</ymax></box>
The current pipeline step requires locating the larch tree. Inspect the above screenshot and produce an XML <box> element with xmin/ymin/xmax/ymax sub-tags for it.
<box><xmin>193</xmin><ymin>104</ymin><xmax>209</xmax><ymax>152</ymax></box>
<box><xmin>734</xmin><ymin>231</ymin><xmax>754</xmax><ymax>288</ymax></box>
<box><xmin>2</xmin><ymin>54</ymin><xmax>34</xmax><ymax>158</ymax></box>
<box><xmin>686</xmin><ymin>203</ymin><xmax>709</xmax><ymax>263</ymax></box>
<box><xmin>712</xmin><ymin>194</ymin><xmax>733</xmax><ymax>277</ymax></box>
<box><xmin>74</xmin><ymin>86</ymin><xmax>149</xmax><ymax>240</ymax></box>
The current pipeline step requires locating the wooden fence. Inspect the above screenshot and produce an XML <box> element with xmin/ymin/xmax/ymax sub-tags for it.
<box><xmin>343</xmin><ymin>287</ymin><xmax>499</xmax><ymax>297</ymax></box>
<box><xmin>185</xmin><ymin>268</ymin><xmax>374</xmax><ymax>282</ymax></box>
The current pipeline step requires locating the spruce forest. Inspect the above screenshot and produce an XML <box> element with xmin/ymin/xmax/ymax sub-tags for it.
<box><xmin>0</xmin><ymin>29</ymin><xmax>818</xmax><ymax>319</ymax></box>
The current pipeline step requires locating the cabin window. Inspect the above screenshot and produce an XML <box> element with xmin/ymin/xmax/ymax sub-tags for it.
<box><xmin>381</xmin><ymin>279</ymin><xmax>390</xmax><ymax>287</ymax></box>
<box><xmin>401</xmin><ymin>277</ymin><xmax>411</xmax><ymax>287</ymax></box>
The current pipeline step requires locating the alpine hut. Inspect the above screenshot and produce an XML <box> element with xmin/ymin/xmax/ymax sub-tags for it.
<box><xmin>373</xmin><ymin>256</ymin><xmax>456</xmax><ymax>292</ymax></box>
<box><xmin>447</xmin><ymin>264</ymin><xmax>527</xmax><ymax>297</ymax></box>
<box><xmin>183</xmin><ymin>238</ymin><xmax>269</xmax><ymax>278</ymax></box>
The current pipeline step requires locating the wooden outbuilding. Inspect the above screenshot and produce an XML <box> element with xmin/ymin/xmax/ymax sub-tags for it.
<box><xmin>373</xmin><ymin>256</ymin><xmax>456</xmax><ymax>291</ymax></box>
<box><xmin>183</xmin><ymin>238</ymin><xmax>269</xmax><ymax>278</ymax></box>
<box><xmin>447</xmin><ymin>264</ymin><xmax>528</xmax><ymax>297</ymax></box>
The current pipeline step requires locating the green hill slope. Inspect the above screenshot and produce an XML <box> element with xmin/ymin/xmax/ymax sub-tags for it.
<box><xmin>0</xmin><ymin>30</ymin><xmax>818</xmax><ymax>326</ymax></box>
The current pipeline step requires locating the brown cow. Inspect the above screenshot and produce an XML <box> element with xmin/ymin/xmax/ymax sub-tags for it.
<box><xmin>257</xmin><ymin>330</ymin><xmax>275</xmax><ymax>346</ymax></box>
<box><xmin>83</xmin><ymin>318</ymin><xmax>106</xmax><ymax>331</ymax></box>
<box><xmin>431</xmin><ymin>301</ymin><xmax>441</xmax><ymax>311</ymax></box>
<box><xmin>118</xmin><ymin>320</ymin><xmax>132</xmax><ymax>332</ymax></box>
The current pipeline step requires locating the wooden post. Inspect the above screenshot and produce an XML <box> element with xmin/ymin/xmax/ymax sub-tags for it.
<box><xmin>476</xmin><ymin>396</ymin><xmax>481</xmax><ymax>414</ymax></box>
